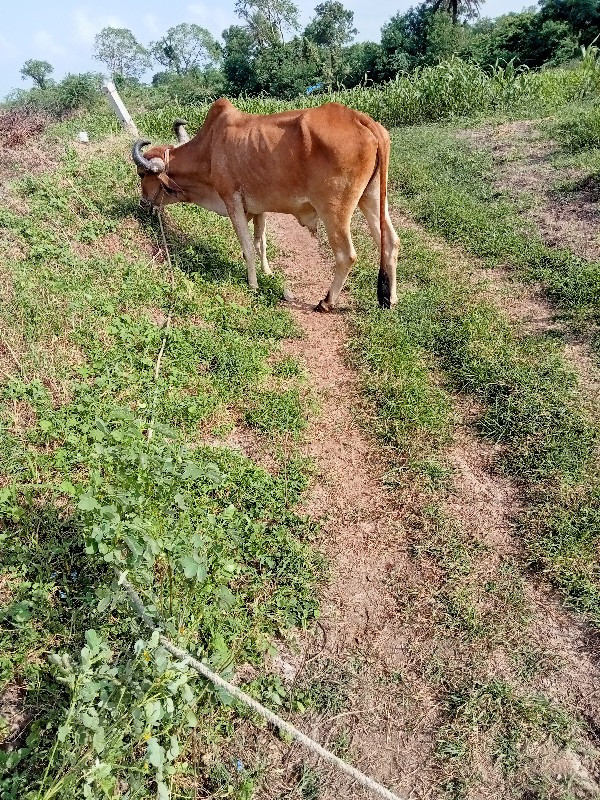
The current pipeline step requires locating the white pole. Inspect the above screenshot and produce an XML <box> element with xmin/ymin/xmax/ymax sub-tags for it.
<box><xmin>101</xmin><ymin>80</ymin><xmax>139</xmax><ymax>137</ymax></box>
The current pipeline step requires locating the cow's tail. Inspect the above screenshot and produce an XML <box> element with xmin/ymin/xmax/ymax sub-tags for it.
<box><xmin>363</xmin><ymin>118</ymin><xmax>391</xmax><ymax>309</ymax></box>
<box><xmin>376</xmin><ymin>127</ymin><xmax>390</xmax><ymax>309</ymax></box>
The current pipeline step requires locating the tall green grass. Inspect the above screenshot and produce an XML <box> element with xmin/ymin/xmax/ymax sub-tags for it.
<box><xmin>82</xmin><ymin>54</ymin><xmax>600</xmax><ymax>141</ymax></box>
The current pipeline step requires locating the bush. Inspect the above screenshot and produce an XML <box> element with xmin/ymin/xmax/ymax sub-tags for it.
<box><xmin>5</xmin><ymin>72</ymin><xmax>103</xmax><ymax>118</ymax></box>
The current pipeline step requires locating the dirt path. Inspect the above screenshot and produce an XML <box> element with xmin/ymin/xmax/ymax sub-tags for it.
<box><xmin>233</xmin><ymin>213</ymin><xmax>600</xmax><ymax>799</ymax></box>
<box><xmin>250</xmin><ymin>213</ymin><xmax>443</xmax><ymax>798</ymax></box>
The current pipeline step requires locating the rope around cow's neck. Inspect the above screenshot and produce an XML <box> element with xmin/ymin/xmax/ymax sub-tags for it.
<box><xmin>127</xmin><ymin>207</ymin><xmax>406</xmax><ymax>800</ymax></box>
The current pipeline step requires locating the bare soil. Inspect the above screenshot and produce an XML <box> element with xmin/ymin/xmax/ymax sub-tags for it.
<box><xmin>464</xmin><ymin>120</ymin><xmax>600</xmax><ymax>262</ymax></box>
<box><xmin>222</xmin><ymin>213</ymin><xmax>600</xmax><ymax>799</ymax></box>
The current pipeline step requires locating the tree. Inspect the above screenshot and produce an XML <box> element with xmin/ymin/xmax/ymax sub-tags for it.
<box><xmin>380</xmin><ymin>5</ymin><xmax>432</xmax><ymax>73</ymax></box>
<box><xmin>304</xmin><ymin>1</ymin><xmax>357</xmax><ymax>48</ymax></box>
<box><xmin>20</xmin><ymin>59</ymin><xmax>53</xmax><ymax>89</ymax></box>
<box><xmin>151</xmin><ymin>23</ymin><xmax>221</xmax><ymax>74</ymax></box>
<box><xmin>465</xmin><ymin>9</ymin><xmax>578</xmax><ymax>67</ymax></box>
<box><xmin>425</xmin><ymin>11</ymin><xmax>470</xmax><ymax>61</ymax></box>
<box><xmin>93</xmin><ymin>27</ymin><xmax>152</xmax><ymax>79</ymax></box>
<box><xmin>151</xmin><ymin>66</ymin><xmax>225</xmax><ymax>102</ymax></box>
<box><xmin>222</xmin><ymin>24</ymin><xmax>259</xmax><ymax>94</ymax></box>
<box><xmin>234</xmin><ymin>0</ymin><xmax>300</xmax><ymax>47</ymax></box>
<box><xmin>341</xmin><ymin>42</ymin><xmax>383</xmax><ymax>86</ymax></box>
<box><xmin>539</xmin><ymin>0</ymin><xmax>600</xmax><ymax>45</ymax></box>
<box><xmin>430</xmin><ymin>0</ymin><xmax>481</xmax><ymax>26</ymax></box>
<box><xmin>253</xmin><ymin>37</ymin><xmax>320</xmax><ymax>96</ymax></box>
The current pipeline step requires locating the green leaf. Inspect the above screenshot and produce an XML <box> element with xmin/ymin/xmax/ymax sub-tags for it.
<box><xmin>93</xmin><ymin>726</ymin><xmax>105</xmax><ymax>753</ymax></box>
<box><xmin>147</xmin><ymin>737</ymin><xmax>165</xmax><ymax>769</ymax></box>
<box><xmin>11</xmin><ymin>601</ymin><xmax>32</xmax><ymax>623</ymax></box>
<box><xmin>217</xmin><ymin>586</ymin><xmax>235</xmax><ymax>609</ymax></box>
<box><xmin>182</xmin><ymin>462</ymin><xmax>204</xmax><ymax>480</ymax></box>
<box><xmin>57</xmin><ymin>724</ymin><xmax>71</xmax><ymax>742</ymax></box>
<box><xmin>58</xmin><ymin>480</ymin><xmax>77</xmax><ymax>495</ymax></box>
<box><xmin>78</xmin><ymin>494</ymin><xmax>100</xmax><ymax>511</ymax></box>
<box><xmin>85</xmin><ymin>629</ymin><xmax>102</xmax><ymax>654</ymax></box>
<box><xmin>80</xmin><ymin>710</ymin><xmax>99</xmax><ymax>730</ymax></box>
<box><xmin>39</xmin><ymin>419</ymin><xmax>52</xmax><ymax>433</ymax></box>
<box><xmin>174</xmin><ymin>493</ymin><xmax>187</xmax><ymax>511</ymax></box>
<box><xmin>166</xmin><ymin>735</ymin><xmax>180</xmax><ymax>761</ymax></box>
<box><xmin>157</xmin><ymin>781</ymin><xmax>170</xmax><ymax>800</ymax></box>
<box><xmin>179</xmin><ymin>553</ymin><xmax>207</xmax><ymax>581</ymax></box>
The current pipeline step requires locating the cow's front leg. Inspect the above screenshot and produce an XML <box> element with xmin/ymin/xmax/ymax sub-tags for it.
<box><xmin>227</xmin><ymin>194</ymin><xmax>258</xmax><ymax>289</ymax></box>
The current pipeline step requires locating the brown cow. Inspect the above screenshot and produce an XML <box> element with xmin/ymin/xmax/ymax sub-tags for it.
<box><xmin>132</xmin><ymin>99</ymin><xmax>399</xmax><ymax>311</ymax></box>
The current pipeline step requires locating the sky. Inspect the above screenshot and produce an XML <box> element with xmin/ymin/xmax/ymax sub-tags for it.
<box><xmin>0</xmin><ymin>0</ymin><xmax>530</xmax><ymax>99</ymax></box>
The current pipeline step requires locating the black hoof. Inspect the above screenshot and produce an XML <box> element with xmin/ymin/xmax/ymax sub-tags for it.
<box><xmin>314</xmin><ymin>300</ymin><xmax>331</xmax><ymax>313</ymax></box>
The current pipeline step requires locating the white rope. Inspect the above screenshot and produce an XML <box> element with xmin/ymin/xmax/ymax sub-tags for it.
<box><xmin>116</xmin><ymin>572</ymin><xmax>406</xmax><ymax>800</ymax></box>
<box><xmin>147</xmin><ymin>210</ymin><xmax>175</xmax><ymax>441</ymax></box>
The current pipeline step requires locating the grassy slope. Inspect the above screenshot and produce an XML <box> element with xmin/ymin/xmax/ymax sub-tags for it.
<box><xmin>349</xmin><ymin>108</ymin><xmax>600</xmax><ymax>623</ymax></box>
<box><xmin>345</xmin><ymin>114</ymin><xmax>600</xmax><ymax>795</ymax></box>
<box><xmin>387</xmin><ymin>119</ymin><xmax>600</xmax><ymax>330</ymax></box>
<box><xmin>0</xmin><ymin>135</ymin><xmax>321</xmax><ymax>799</ymax></box>
<box><xmin>2</xmin><ymin>80</ymin><xmax>600</xmax><ymax>799</ymax></box>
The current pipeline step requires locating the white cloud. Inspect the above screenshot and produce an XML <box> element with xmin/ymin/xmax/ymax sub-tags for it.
<box><xmin>187</xmin><ymin>3</ymin><xmax>237</xmax><ymax>37</ymax></box>
<box><xmin>0</xmin><ymin>33</ymin><xmax>18</xmax><ymax>60</ymax></box>
<box><xmin>143</xmin><ymin>13</ymin><xmax>161</xmax><ymax>38</ymax></box>
<box><xmin>33</xmin><ymin>30</ymin><xmax>67</xmax><ymax>57</ymax></box>
<box><xmin>73</xmin><ymin>8</ymin><xmax>124</xmax><ymax>45</ymax></box>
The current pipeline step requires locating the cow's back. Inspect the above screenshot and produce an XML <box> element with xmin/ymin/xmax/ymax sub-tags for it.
<box><xmin>206</xmin><ymin>102</ymin><xmax>383</xmax><ymax>214</ymax></box>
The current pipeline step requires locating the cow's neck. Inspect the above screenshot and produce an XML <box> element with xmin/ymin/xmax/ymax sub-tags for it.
<box><xmin>167</xmin><ymin>135</ymin><xmax>213</xmax><ymax>198</ymax></box>
<box><xmin>166</xmin><ymin>135</ymin><xmax>227</xmax><ymax>214</ymax></box>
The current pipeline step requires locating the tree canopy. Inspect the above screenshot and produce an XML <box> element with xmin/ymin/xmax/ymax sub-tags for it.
<box><xmin>93</xmin><ymin>27</ymin><xmax>152</xmax><ymax>79</ymax></box>
<box><xmin>304</xmin><ymin>2</ymin><xmax>357</xmax><ymax>48</ymax></box>
<box><xmin>234</xmin><ymin>0</ymin><xmax>301</xmax><ymax>47</ymax></box>
<box><xmin>151</xmin><ymin>23</ymin><xmax>221</xmax><ymax>74</ymax></box>
<box><xmin>20</xmin><ymin>59</ymin><xmax>54</xmax><ymax>89</ymax></box>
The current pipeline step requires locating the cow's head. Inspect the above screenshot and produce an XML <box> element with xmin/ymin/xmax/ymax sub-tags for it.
<box><xmin>132</xmin><ymin>121</ymin><xmax>190</xmax><ymax>209</ymax></box>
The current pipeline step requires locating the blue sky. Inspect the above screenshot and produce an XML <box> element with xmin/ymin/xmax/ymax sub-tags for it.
<box><xmin>1</xmin><ymin>0</ymin><xmax>529</xmax><ymax>99</ymax></box>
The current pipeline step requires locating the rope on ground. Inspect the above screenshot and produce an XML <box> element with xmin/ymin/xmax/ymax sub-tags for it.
<box><xmin>130</xmin><ymin>209</ymin><xmax>406</xmax><ymax>800</ymax></box>
<box><xmin>116</xmin><ymin>571</ymin><xmax>406</xmax><ymax>800</ymax></box>
<box><xmin>147</xmin><ymin>209</ymin><xmax>175</xmax><ymax>440</ymax></box>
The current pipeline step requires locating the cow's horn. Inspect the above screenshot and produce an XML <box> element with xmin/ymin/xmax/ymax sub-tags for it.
<box><xmin>132</xmin><ymin>139</ymin><xmax>164</xmax><ymax>174</ymax></box>
<box><xmin>173</xmin><ymin>119</ymin><xmax>190</xmax><ymax>144</ymax></box>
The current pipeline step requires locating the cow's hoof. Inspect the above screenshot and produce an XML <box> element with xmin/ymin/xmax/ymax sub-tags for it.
<box><xmin>314</xmin><ymin>299</ymin><xmax>332</xmax><ymax>313</ymax></box>
<box><xmin>283</xmin><ymin>287</ymin><xmax>295</xmax><ymax>302</ymax></box>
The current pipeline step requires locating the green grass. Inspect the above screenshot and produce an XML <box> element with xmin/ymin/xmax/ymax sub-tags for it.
<box><xmin>553</xmin><ymin>105</ymin><xmax>600</xmax><ymax>151</ymax></box>
<box><xmin>348</xmin><ymin>195</ymin><xmax>600</xmax><ymax>622</ymax></box>
<box><xmin>0</xmin><ymin>136</ymin><xmax>321</xmax><ymax>799</ymax></box>
<box><xmin>436</xmin><ymin>679</ymin><xmax>577</xmax><ymax>797</ymax></box>
<box><xmin>388</xmin><ymin>123</ymin><xmax>600</xmax><ymax>328</ymax></box>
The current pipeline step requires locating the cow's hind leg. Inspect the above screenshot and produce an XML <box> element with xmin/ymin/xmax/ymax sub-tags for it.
<box><xmin>358</xmin><ymin>177</ymin><xmax>399</xmax><ymax>307</ymax></box>
<box><xmin>316</xmin><ymin>212</ymin><xmax>357</xmax><ymax>312</ymax></box>
<box><xmin>253</xmin><ymin>214</ymin><xmax>272</xmax><ymax>275</ymax></box>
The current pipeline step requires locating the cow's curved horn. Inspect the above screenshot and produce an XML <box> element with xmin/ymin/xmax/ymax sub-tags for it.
<box><xmin>132</xmin><ymin>139</ymin><xmax>164</xmax><ymax>174</ymax></box>
<box><xmin>173</xmin><ymin>118</ymin><xmax>190</xmax><ymax>144</ymax></box>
